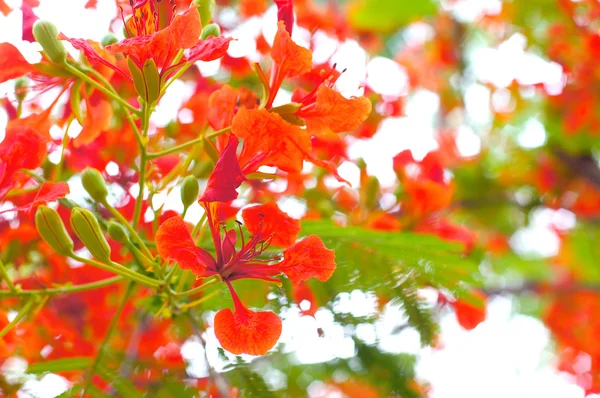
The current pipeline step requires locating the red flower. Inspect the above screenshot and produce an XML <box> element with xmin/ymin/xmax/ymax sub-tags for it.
<box><xmin>242</xmin><ymin>201</ymin><xmax>301</xmax><ymax>247</ymax></box>
<box><xmin>156</xmin><ymin>199</ymin><xmax>336</xmax><ymax>355</ymax></box>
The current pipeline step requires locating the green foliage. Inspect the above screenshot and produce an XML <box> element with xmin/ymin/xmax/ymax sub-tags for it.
<box><xmin>349</xmin><ymin>0</ymin><xmax>438</xmax><ymax>32</ymax></box>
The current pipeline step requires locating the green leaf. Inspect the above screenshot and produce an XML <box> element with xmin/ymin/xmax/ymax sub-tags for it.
<box><xmin>97</xmin><ymin>367</ymin><xmax>143</xmax><ymax>398</ymax></box>
<box><xmin>348</xmin><ymin>0</ymin><xmax>438</xmax><ymax>32</ymax></box>
<box><xmin>27</xmin><ymin>357</ymin><xmax>92</xmax><ymax>374</ymax></box>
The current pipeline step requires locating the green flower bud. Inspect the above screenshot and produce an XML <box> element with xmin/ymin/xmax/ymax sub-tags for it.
<box><xmin>107</xmin><ymin>221</ymin><xmax>130</xmax><ymax>245</ymax></box>
<box><xmin>81</xmin><ymin>168</ymin><xmax>108</xmax><ymax>203</ymax></box>
<box><xmin>365</xmin><ymin>176</ymin><xmax>380</xmax><ymax>210</ymax></box>
<box><xmin>127</xmin><ymin>57</ymin><xmax>161</xmax><ymax>104</ymax></box>
<box><xmin>196</xmin><ymin>0</ymin><xmax>215</xmax><ymax>26</ymax></box>
<box><xmin>101</xmin><ymin>33</ymin><xmax>118</xmax><ymax>47</ymax></box>
<box><xmin>33</xmin><ymin>20</ymin><xmax>67</xmax><ymax>65</ymax></box>
<box><xmin>201</xmin><ymin>23</ymin><xmax>221</xmax><ymax>40</ymax></box>
<box><xmin>35</xmin><ymin>205</ymin><xmax>74</xmax><ymax>256</ymax></box>
<box><xmin>181</xmin><ymin>176</ymin><xmax>200</xmax><ymax>209</ymax></box>
<box><xmin>15</xmin><ymin>78</ymin><xmax>28</xmax><ymax>102</ymax></box>
<box><xmin>70</xmin><ymin>208</ymin><xmax>112</xmax><ymax>263</ymax></box>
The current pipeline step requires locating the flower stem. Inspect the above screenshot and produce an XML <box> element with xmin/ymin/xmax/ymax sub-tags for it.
<box><xmin>64</xmin><ymin>63</ymin><xmax>139</xmax><ymax>115</ymax></box>
<box><xmin>133</xmin><ymin>102</ymin><xmax>151</xmax><ymax>228</ymax></box>
<box><xmin>174</xmin><ymin>276</ymin><xmax>219</xmax><ymax>298</ymax></box>
<box><xmin>102</xmin><ymin>201</ymin><xmax>153</xmax><ymax>260</ymax></box>
<box><xmin>146</xmin><ymin>127</ymin><xmax>231</xmax><ymax>160</ymax></box>
<box><xmin>82</xmin><ymin>282</ymin><xmax>134</xmax><ymax>396</ymax></box>
<box><xmin>0</xmin><ymin>276</ymin><xmax>124</xmax><ymax>297</ymax></box>
<box><xmin>178</xmin><ymin>287</ymin><xmax>223</xmax><ymax>310</ymax></box>
<box><xmin>0</xmin><ymin>259</ymin><xmax>17</xmax><ymax>293</ymax></box>
<box><xmin>72</xmin><ymin>255</ymin><xmax>160</xmax><ymax>288</ymax></box>
<box><xmin>0</xmin><ymin>297</ymin><xmax>36</xmax><ymax>339</ymax></box>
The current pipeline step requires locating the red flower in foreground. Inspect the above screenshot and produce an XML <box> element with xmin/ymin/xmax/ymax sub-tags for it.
<box><xmin>156</xmin><ymin>142</ymin><xmax>336</xmax><ymax>354</ymax></box>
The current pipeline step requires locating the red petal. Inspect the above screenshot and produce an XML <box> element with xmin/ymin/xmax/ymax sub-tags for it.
<box><xmin>84</xmin><ymin>0</ymin><xmax>97</xmax><ymax>8</ymax></box>
<box><xmin>21</xmin><ymin>5</ymin><xmax>38</xmax><ymax>42</ymax></box>
<box><xmin>156</xmin><ymin>216</ymin><xmax>215</xmax><ymax>276</ymax></box>
<box><xmin>0</xmin><ymin>43</ymin><xmax>37</xmax><ymax>84</ymax></box>
<box><xmin>0</xmin><ymin>181</ymin><xmax>69</xmax><ymax>215</ymax></box>
<box><xmin>274</xmin><ymin>0</ymin><xmax>294</xmax><ymax>35</ymax></box>
<box><xmin>453</xmin><ymin>292</ymin><xmax>487</xmax><ymax>330</ymax></box>
<box><xmin>214</xmin><ymin>283</ymin><xmax>282</xmax><ymax>356</ymax></box>
<box><xmin>242</xmin><ymin>201</ymin><xmax>300</xmax><ymax>247</ymax></box>
<box><xmin>199</xmin><ymin>135</ymin><xmax>247</xmax><ymax>202</ymax></box>
<box><xmin>187</xmin><ymin>36</ymin><xmax>233</xmax><ymax>63</ymax></box>
<box><xmin>277</xmin><ymin>235</ymin><xmax>336</xmax><ymax>285</ymax></box>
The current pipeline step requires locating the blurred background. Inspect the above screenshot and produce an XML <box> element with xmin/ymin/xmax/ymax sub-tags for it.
<box><xmin>2</xmin><ymin>0</ymin><xmax>600</xmax><ymax>397</ymax></box>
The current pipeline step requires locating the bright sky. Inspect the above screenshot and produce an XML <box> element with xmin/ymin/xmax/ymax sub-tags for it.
<box><xmin>0</xmin><ymin>0</ymin><xmax>589</xmax><ymax>397</ymax></box>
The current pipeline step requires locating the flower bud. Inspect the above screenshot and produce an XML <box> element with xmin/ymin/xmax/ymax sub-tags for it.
<box><xmin>196</xmin><ymin>0</ymin><xmax>215</xmax><ymax>26</ymax></box>
<box><xmin>107</xmin><ymin>221</ymin><xmax>130</xmax><ymax>245</ymax></box>
<box><xmin>365</xmin><ymin>176</ymin><xmax>380</xmax><ymax>210</ymax></box>
<box><xmin>33</xmin><ymin>20</ymin><xmax>67</xmax><ymax>65</ymax></box>
<box><xmin>15</xmin><ymin>78</ymin><xmax>28</xmax><ymax>102</ymax></box>
<box><xmin>70</xmin><ymin>208</ymin><xmax>112</xmax><ymax>263</ymax></box>
<box><xmin>201</xmin><ymin>23</ymin><xmax>221</xmax><ymax>40</ymax></box>
<box><xmin>35</xmin><ymin>205</ymin><xmax>74</xmax><ymax>256</ymax></box>
<box><xmin>127</xmin><ymin>57</ymin><xmax>160</xmax><ymax>104</ymax></box>
<box><xmin>101</xmin><ymin>33</ymin><xmax>118</xmax><ymax>47</ymax></box>
<box><xmin>181</xmin><ymin>176</ymin><xmax>200</xmax><ymax>209</ymax></box>
<box><xmin>81</xmin><ymin>168</ymin><xmax>108</xmax><ymax>203</ymax></box>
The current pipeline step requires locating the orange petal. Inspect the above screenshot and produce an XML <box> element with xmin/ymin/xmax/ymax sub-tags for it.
<box><xmin>214</xmin><ymin>306</ymin><xmax>282</xmax><ymax>355</ymax></box>
<box><xmin>0</xmin><ymin>43</ymin><xmax>37</xmax><ymax>84</ymax></box>
<box><xmin>271</xmin><ymin>20</ymin><xmax>312</xmax><ymax>79</ymax></box>
<box><xmin>231</xmin><ymin>108</ymin><xmax>308</xmax><ymax>173</ymax></box>
<box><xmin>156</xmin><ymin>216</ymin><xmax>215</xmax><ymax>275</ymax></box>
<box><xmin>242</xmin><ymin>201</ymin><xmax>301</xmax><ymax>247</ymax></box>
<box><xmin>187</xmin><ymin>36</ymin><xmax>233</xmax><ymax>63</ymax></box>
<box><xmin>299</xmin><ymin>86</ymin><xmax>372</xmax><ymax>135</ymax></box>
<box><xmin>74</xmin><ymin>99</ymin><xmax>112</xmax><ymax>147</ymax></box>
<box><xmin>207</xmin><ymin>84</ymin><xmax>237</xmax><ymax>131</ymax></box>
<box><xmin>277</xmin><ymin>235</ymin><xmax>336</xmax><ymax>285</ymax></box>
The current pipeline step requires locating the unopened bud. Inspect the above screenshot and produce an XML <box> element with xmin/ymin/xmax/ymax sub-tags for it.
<box><xmin>70</xmin><ymin>208</ymin><xmax>112</xmax><ymax>263</ymax></box>
<box><xmin>201</xmin><ymin>23</ymin><xmax>221</xmax><ymax>40</ymax></box>
<box><xmin>101</xmin><ymin>33</ymin><xmax>118</xmax><ymax>47</ymax></box>
<box><xmin>81</xmin><ymin>168</ymin><xmax>108</xmax><ymax>203</ymax></box>
<box><xmin>365</xmin><ymin>177</ymin><xmax>380</xmax><ymax>210</ymax></box>
<box><xmin>33</xmin><ymin>21</ymin><xmax>67</xmax><ymax>65</ymax></box>
<box><xmin>35</xmin><ymin>205</ymin><xmax>74</xmax><ymax>256</ymax></box>
<box><xmin>181</xmin><ymin>176</ymin><xmax>200</xmax><ymax>209</ymax></box>
<box><xmin>107</xmin><ymin>221</ymin><xmax>129</xmax><ymax>245</ymax></box>
<box><xmin>196</xmin><ymin>0</ymin><xmax>215</xmax><ymax>26</ymax></box>
<box><xmin>15</xmin><ymin>78</ymin><xmax>28</xmax><ymax>102</ymax></box>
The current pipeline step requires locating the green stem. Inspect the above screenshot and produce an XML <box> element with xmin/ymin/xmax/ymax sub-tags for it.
<box><xmin>64</xmin><ymin>63</ymin><xmax>139</xmax><ymax>115</ymax></box>
<box><xmin>72</xmin><ymin>255</ymin><xmax>160</xmax><ymax>288</ymax></box>
<box><xmin>0</xmin><ymin>297</ymin><xmax>36</xmax><ymax>339</ymax></box>
<box><xmin>133</xmin><ymin>102</ymin><xmax>151</xmax><ymax>228</ymax></box>
<box><xmin>0</xmin><ymin>259</ymin><xmax>17</xmax><ymax>293</ymax></box>
<box><xmin>0</xmin><ymin>276</ymin><xmax>124</xmax><ymax>297</ymax></box>
<box><xmin>178</xmin><ymin>287</ymin><xmax>223</xmax><ymax>310</ymax></box>
<box><xmin>103</xmin><ymin>202</ymin><xmax>153</xmax><ymax>259</ymax></box>
<box><xmin>146</xmin><ymin>127</ymin><xmax>231</xmax><ymax>160</ymax></box>
<box><xmin>82</xmin><ymin>282</ymin><xmax>134</xmax><ymax>396</ymax></box>
<box><xmin>174</xmin><ymin>276</ymin><xmax>219</xmax><ymax>298</ymax></box>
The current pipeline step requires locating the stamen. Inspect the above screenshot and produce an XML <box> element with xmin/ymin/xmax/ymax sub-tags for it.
<box><xmin>119</xmin><ymin>6</ymin><xmax>133</xmax><ymax>39</ymax></box>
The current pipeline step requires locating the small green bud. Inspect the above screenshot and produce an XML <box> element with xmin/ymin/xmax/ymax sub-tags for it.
<box><xmin>70</xmin><ymin>208</ymin><xmax>112</xmax><ymax>263</ymax></box>
<box><xmin>365</xmin><ymin>177</ymin><xmax>380</xmax><ymax>210</ymax></box>
<box><xmin>15</xmin><ymin>78</ymin><xmax>28</xmax><ymax>102</ymax></box>
<box><xmin>107</xmin><ymin>221</ymin><xmax>129</xmax><ymax>245</ymax></box>
<box><xmin>101</xmin><ymin>33</ymin><xmax>118</xmax><ymax>47</ymax></box>
<box><xmin>196</xmin><ymin>0</ymin><xmax>215</xmax><ymax>26</ymax></box>
<box><xmin>142</xmin><ymin>58</ymin><xmax>160</xmax><ymax>104</ymax></box>
<box><xmin>70</xmin><ymin>80</ymin><xmax>85</xmax><ymax>125</ymax></box>
<box><xmin>33</xmin><ymin>20</ymin><xmax>67</xmax><ymax>65</ymax></box>
<box><xmin>200</xmin><ymin>23</ymin><xmax>221</xmax><ymax>40</ymax></box>
<box><xmin>81</xmin><ymin>168</ymin><xmax>108</xmax><ymax>203</ymax></box>
<box><xmin>181</xmin><ymin>176</ymin><xmax>200</xmax><ymax>209</ymax></box>
<box><xmin>35</xmin><ymin>206</ymin><xmax>74</xmax><ymax>256</ymax></box>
